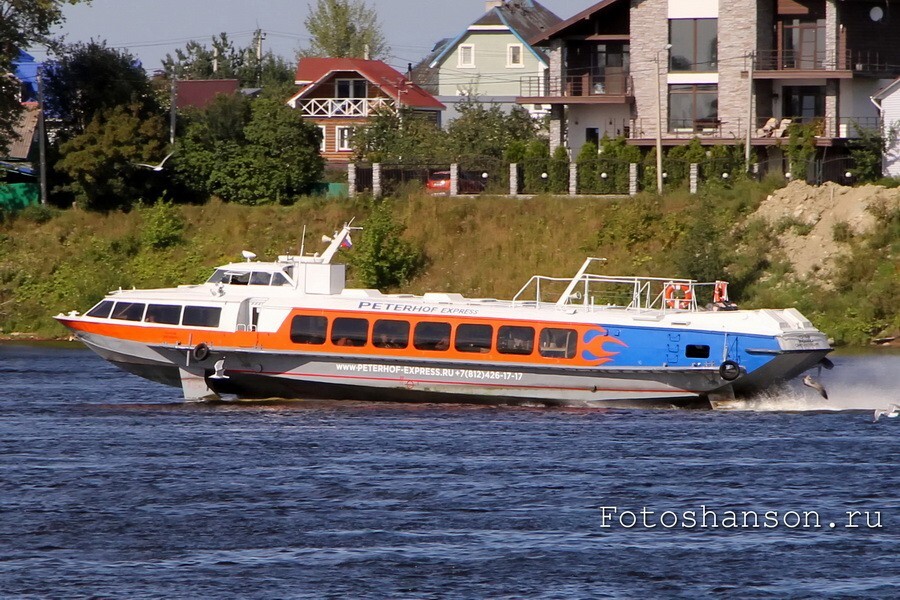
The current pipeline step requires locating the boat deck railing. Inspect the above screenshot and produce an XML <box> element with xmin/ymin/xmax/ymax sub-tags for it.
<box><xmin>512</xmin><ymin>258</ymin><xmax>723</xmax><ymax>313</ymax></box>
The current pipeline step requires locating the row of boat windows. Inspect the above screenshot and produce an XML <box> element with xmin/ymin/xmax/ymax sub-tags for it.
<box><xmin>290</xmin><ymin>316</ymin><xmax>579</xmax><ymax>358</ymax></box>
<box><xmin>207</xmin><ymin>269</ymin><xmax>292</xmax><ymax>286</ymax></box>
<box><xmin>86</xmin><ymin>300</ymin><xmax>221</xmax><ymax>328</ymax></box>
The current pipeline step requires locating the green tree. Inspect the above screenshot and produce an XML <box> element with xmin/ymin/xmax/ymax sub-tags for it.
<box><xmin>446</xmin><ymin>97</ymin><xmax>538</xmax><ymax>159</ymax></box>
<box><xmin>848</xmin><ymin>121</ymin><xmax>899</xmax><ymax>183</ymax></box>
<box><xmin>0</xmin><ymin>0</ymin><xmax>88</xmax><ymax>146</ymax></box>
<box><xmin>351</xmin><ymin>107</ymin><xmax>448</xmax><ymax>163</ymax></box>
<box><xmin>175</xmin><ymin>95</ymin><xmax>323</xmax><ymax>204</ymax></box>
<box><xmin>43</xmin><ymin>40</ymin><xmax>157</xmax><ymax>138</ymax></box>
<box><xmin>523</xmin><ymin>139</ymin><xmax>549</xmax><ymax>194</ymax></box>
<box><xmin>549</xmin><ymin>145</ymin><xmax>569</xmax><ymax>194</ymax></box>
<box><xmin>350</xmin><ymin>201</ymin><xmax>424</xmax><ymax>289</ymax></box>
<box><xmin>54</xmin><ymin>104</ymin><xmax>169</xmax><ymax>211</ymax></box>
<box><xmin>301</xmin><ymin>0</ymin><xmax>389</xmax><ymax>61</ymax></box>
<box><xmin>576</xmin><ymin>141</ymin><xmax>599</xmax><ymax>194</ymax></box>
<box><xmin>162</xmin><ymin>32</ymin><xmax>293</xmax><ymax>87</ymax></box>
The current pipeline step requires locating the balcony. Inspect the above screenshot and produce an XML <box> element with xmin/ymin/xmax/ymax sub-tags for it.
<box><xmin>517</xmin><ymin>72</ymin><xmax>632</xmax><ymax>104</ymax></box>
<box><xmin>294</xmin><ymin>97</ymin><xmax>395</xmax><ymax>118</ymax></box>
<box><xmin>753</xmin><ymin>50</ymin><xmax>852</xmax><ymax>79</ymax></box>
<box><xmin>626</xmin><ymin>116</ymin><xmax>881</xmax><ymax>144</ymax></box>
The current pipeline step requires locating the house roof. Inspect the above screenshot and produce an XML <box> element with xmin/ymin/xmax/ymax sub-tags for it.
<box><xmin>175</xmin><ymin>79</ymin><xmax>240</xmax><ymax>109</ymax></box>
<box><xmin>872</xmin><ymin>77</ymin><xmax>900</xmax><ymax>101</ymax></box>
<box><xmin>428</xmin><ymin>0</ymin><xmax>561</xmax><ymax>68</ymax></box>
<box><xmin>528</xmin><ymin>0</ymin><xmax>621</xmax><ymax>45</ymax></box>
<box><xmin>290</xmin><ymin>57</ymin><xmax>444</xmax><ymax>110</ymax></box>
<box><xmin>1</xmin><ymin>102</ymin><xmax>39</xmax><ymax>161</ymax></box>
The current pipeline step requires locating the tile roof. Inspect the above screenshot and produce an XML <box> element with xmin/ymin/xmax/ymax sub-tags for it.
<box><xmin>174</xmin><ymin>79</ymin><xmax>240</xmax><ymax>109</ymax></box>
<box><xmin>292</xmin><ymin>57</ymin><xmax>444</xmax><ymax>110</ymax></box>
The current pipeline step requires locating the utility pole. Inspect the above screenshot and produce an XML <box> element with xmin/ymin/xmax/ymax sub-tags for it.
<box><xmin>36</xmin><ymin>65</ymin><xmax>48</xmax><ymax>206</ymax></box>
<box><xmin>169</xmin><ymin>75</ymin><xmax>177</xmax><ymax>145</ymax></box>
<box><xmin>745</xmin><ymin>51</ymin><xmax>755</xmax><ymax>173</ymax></box>
<box><xmin>255</xmin><ymin>29</ymin><xmax>266</xmax><ymax>86</ymax></box>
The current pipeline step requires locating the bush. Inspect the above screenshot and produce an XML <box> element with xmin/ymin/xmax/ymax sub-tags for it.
<box><xmin>350</xmin><ymin>201</ymin><xmax>424</xmax><ymax>289</ymax></box>
<box><xmin>140</xmin><ymin>201</ymin><xmax>184</xmax><ymax>249</ymax></box>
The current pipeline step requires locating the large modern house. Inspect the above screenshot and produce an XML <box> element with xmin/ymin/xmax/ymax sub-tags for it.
<box><xmin>287</xmin><ymin>57</ymin><xmax>444</xmax><ymax>163</ymax></box>
<box><xmin>426</xmin><ymin>0</ymin><xmax>561</xmax><ymax>121</ymax></box>
<box><xmin>519</xmin><ymin>0</ymin><xmax>900</xmax><ymax>171</ymax></box>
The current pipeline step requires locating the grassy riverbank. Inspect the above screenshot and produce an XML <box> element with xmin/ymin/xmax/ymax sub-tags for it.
<box><xmin>1</xmin><ymin>179</ymin><xmax>897</xmax><ymax>345</ymax></box>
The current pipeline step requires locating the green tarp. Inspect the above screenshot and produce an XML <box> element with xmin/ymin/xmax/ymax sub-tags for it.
<box><xmin>0</xmin><ymin>183</ymin><xmax>39</xmax><ymax>212</ymax></box>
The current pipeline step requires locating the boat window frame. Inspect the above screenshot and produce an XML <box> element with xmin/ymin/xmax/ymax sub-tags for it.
<box><xmin>455</xmin><ymin>323</ymin><xmax>493</xmax><ymax>353</ymax></box>
<box><xmin>144</xmin><ymin>304</ymin><xmax>182</xmax><ymax>325</ymax></box>
<box><xmin>290</xmin><ymin>315</ymin><xmax>328</xmax><ymax>345</ymax></box>
<box><xmin>497</xmin><ymin>325</ymin><xmax>535</xmax><ymax>355</ymax></box>
<box><xmin>331</xmin><ymin>317</ymin><xmax>369</xmax><ymax>347</ymax></box>
<box><xmin>182</xmin><ymin>305</ymin><xmax>222</xmax><ymax>328</ymax></box>
<box><xmin>86</xmin><ymin>300</ymin><xmax>115</xmax><ymax>319</ymax></box>
<box><xmin>372</xmin><ymin>319</ymin><xmax>410</xmax><ymax>349</ymax></box>
<box><xmin>110</xmin><ymin>301</ymin><xmax>146</xmax><ymax>322</ymax></box>
<box><xmin>539</xmin><ymin>327</ymin><xmax>577</xmax><ymax>359</ymax></box>
<box><xmin>685</xmin><ymin>344</ymin><xmax>711</xmax><ymax>359</ymax></box>
<box><xmin>250</xmin><ymin>272</ymin><xmax>273</xmax><ymax>286</ymax></box>
<box><xmin>414</xmin><ymin>321</ymin><xmax>451</xmax><ymax>351</ymax></box>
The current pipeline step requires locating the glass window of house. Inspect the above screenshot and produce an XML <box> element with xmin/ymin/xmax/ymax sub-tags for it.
<box><xmin>669</xmin><ymin>18</ymin><xmax>717</xmax><ymax>72</ymax></box>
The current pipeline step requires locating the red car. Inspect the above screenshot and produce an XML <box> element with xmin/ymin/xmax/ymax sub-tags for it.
<box><xmin>426</xmin><ymin>171</ymin><xmax>485</xmax><ymax>195</ymax></box>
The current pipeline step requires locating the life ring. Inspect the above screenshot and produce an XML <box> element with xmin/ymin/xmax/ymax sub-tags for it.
<box><xmin>719</xmin><ymin>360</ymin><xmax>741</xmax><ymax>381</ymax></box>
<box><xmin>664</xmin><ymin>283</ymin><xmax>694</xmax><ymax>309</ymax></box>
<box><xmin>713</xmin><ymin>281</ymin><xmax>729</xmax><ymax>303</ymax></box>
<box><xmin>192</xmin><ymin>342</ymin><xmax>210</xmax><ymax>361</ymax></box>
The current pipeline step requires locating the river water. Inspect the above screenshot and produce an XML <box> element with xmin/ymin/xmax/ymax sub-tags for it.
<box><xmin>1</xmin><ymin>344</ymin><xmax>899</xmax><ymax>599</ymax></box>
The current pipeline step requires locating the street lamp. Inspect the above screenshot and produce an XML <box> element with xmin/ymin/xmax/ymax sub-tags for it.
<box><xmin>655</xmin><ymin>44</ymin><xmax>672</xmax><ymax>194</ymax></box>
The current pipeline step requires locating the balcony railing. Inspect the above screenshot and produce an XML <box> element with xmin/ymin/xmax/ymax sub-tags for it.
<box><xmin>295</xmin><ymin>97</ymin><xmax>395</xmax><ymax>118</ymax></box>
<box><xmin>627</xmin><ymin>116</ymin><xmax>881</xmax><ymax>140</ymax></box>
<box><xmin>754</xmin><ymin>49</ymin><xmax>851</xmax><ymax>71</ymax></box>
<box><xmin>519</xmin><ymin>73</ymin><xmax>632</xmax><ymax>98</ymax></box>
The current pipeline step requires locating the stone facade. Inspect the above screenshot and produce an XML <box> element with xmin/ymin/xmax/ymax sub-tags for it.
<box><xmin>718</xmin><ymin>0</ymin><xmax>758</xmax><ymax>139</ymax></box>
<box><xmin>630</xmin><ymin>0</ymin><xmax>670</xmax><ymax>140</ymax></box>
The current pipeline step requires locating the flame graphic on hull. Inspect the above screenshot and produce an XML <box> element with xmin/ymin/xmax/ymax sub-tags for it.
<box><xmin>581</xmin><ymin>328</ymin><xmax>627</xmax><ymax>365</ymax></box>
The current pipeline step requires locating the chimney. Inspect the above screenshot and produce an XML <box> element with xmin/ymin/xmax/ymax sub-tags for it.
<box><xmin>485</xmin><ymin>1</ymin><xmax>503</xmax><ymax>12</ymax></box>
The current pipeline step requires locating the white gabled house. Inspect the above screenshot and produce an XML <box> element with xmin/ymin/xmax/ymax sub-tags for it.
<box><xmin>425</xmin><ymin>0</ymin><xmax>561</xmax><ymax>122</ymax></box>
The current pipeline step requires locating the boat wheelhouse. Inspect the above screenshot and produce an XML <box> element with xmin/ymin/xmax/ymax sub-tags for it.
<box><xmin>56</xmin><ymin>222</ymin><xmax>832</xmax><ymax>408</ymax></box>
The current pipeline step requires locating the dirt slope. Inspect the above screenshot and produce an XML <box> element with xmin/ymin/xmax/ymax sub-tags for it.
<box><xmin>751</xmin><ymin>180</ymin><xmax>900</xmax><ymax>283</ymax></box>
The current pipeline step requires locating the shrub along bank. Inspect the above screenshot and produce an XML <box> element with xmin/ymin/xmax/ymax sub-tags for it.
<box><xmin>0</xmin><ymin>180</ymin><xmax>897</xmax><ymax>345</ymax></box>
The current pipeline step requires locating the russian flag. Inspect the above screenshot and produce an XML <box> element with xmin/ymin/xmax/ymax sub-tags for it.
<box><xmin>340</xmin><ymin>234</ymin><xmax>353</xmax><ymax>249</ymax></box>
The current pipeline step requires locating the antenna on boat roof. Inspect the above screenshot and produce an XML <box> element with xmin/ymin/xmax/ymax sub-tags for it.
<box><xmin>299</xmin><ymin>225</ymin><xmax>307</xmax><ymax>256</ymax></box>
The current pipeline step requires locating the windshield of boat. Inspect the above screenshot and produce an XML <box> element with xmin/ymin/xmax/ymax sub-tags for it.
<box><xmin>207</xmin><ymin>268</ymin><xmax>292</xmax><ymax>286</ymax></box>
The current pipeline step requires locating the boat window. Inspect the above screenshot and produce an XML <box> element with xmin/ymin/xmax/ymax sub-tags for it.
<box><xmin>86</xmin><ymin>300</ymin><xmax>114</xmax><ymax>318</ymax></box>
<box><xmin>685</xmin><ymin>344</ymin><xmax>710</xmax><ymax>359</ymax></box>
<box><xmin>272</xmin><ymin>272</ymin><xmax>290</xmax><ymax>286</ymax></box>
<box><xmin>332</xmin><ymin>317</ymin><xmax>368</xmax><ymax>347</ymax></box>
<box><xmin>182</xmin><ymin>306</ymin><xmax>222</xmax><ymax>328</ymax></box>
<box><xmin>290</xmin><ymin>315</ymin><xmax>327</xmax><ymax>344</ymax></box>
<box><xmin>250</xmin><ymin>272</ymin><xmax>272</xmax><ymax>286</ymax></box>
<box><xmin>206</xmin><ymin>269</ymin><xmax>227</xmax><ymax>284</ymax></box>
<box><xmin>414</xmin><ymin>322</ymin><xmax>451</xmax><ymax>351</ymax></box>
<box><xmin>110</xmin><ymin>302</ymin><xmax>146</xmax><ymax>322</ymax></box>
<box><xmin>145</xmin><ymin>304</ymin><xmax>182</xmax><ymax>325</ymax></box>
<box><xmin>498</xmin><ymin>325</ymin><xmax>535</xmax><ymax>355</ymax></box>
<box><xmin>373</xmin><ymin>319</ymin><xmax>410</xmax><ymax>349</ymax></box>
<box><xmin>226</xmin><ymin>272</ymin><xmax>250</xmax><ymax>285</ymax></box>
<box><xmin>539</xmin><ymin>328</ymin><xmax>577</xmax><ymax>359</ymax></box>
<box><xmin>455</xmin><ymin>324</ymin><xmax>492</xmax><ymax>353</ymax></box>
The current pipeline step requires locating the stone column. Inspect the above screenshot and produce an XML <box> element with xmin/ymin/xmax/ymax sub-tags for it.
<box><xmin>690</xmin><ymin>163</ymin><xmax>698</xmax><ymax>194</ymax></box>
<box><xmin>509</xmin><ymin>163</ymin><xmax>518</xmax><ymax>196</ymax></box>
<box><xmin>549</xmin><ymin>105</ymin><xmax>565</xmax><ymax>154</ymax></box>
<box><xmin>372</xmin><ymin>163</ymin><xmax>381</xmax><ymax>198</ymax></box>
<box><xmin>450</xmin><ymin>163</ymin><xmax>459</xmax><ymax>196</ymax></box>
<box><xmin>569</xmin><ymin>162</ymin><xmax>578</xmax><ymax>196</ymax></box>
<box><xmin>348</xmin><ymin>163</ymin><xmax>357</xmax><ymax>198</ymax></box>
<box><xmin>629</xmin><ymin>163</ymin><xmax>638</xmax><ymax>196</ymax></box>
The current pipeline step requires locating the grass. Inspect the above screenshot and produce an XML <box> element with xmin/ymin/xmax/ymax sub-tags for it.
<box><xmin>1</xmin><ymin>181</ymin><xmax>897</xmax><ymax>345</ymax></box>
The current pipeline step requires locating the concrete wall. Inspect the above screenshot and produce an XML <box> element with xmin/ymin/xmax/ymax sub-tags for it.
<box><xmin>882</xmin><ymin>87</ymin><xmax>900</xmax><ymax>177</ymax></box>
